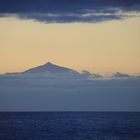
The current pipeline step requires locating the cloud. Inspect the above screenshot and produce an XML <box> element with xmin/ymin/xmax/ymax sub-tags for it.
<box><xmin>81</xmin><ymin>70</ymin><xmax>103</xmax><ymax>79</ymax></box>
<box><xmin>0</xmin><ymin>0</ymin><xmax>140</xmax><ymax>23</ymax></box>
<box><xmin>110</xmin><ymin>72</ymin><xmax>132</xmax><ymax>79</ymax></box>
<box><xmin>0</xmin><ymin>72</ymin><xmax>140</xmax><ymax>111</ymax></box>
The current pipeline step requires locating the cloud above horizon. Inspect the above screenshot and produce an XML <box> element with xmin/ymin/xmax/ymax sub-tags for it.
<box><xmin>0</xmin><ymin>0</ymin><xmax>140</xmax><ymax>23</ymax></box>
<box><xmin>0</xmin><ymin>72</ymin><xmax>140</xmax><ymax>111</ymax></box>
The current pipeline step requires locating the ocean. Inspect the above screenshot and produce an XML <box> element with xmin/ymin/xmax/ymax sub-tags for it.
<box><xmin>0</xmin><ymin>112</ymin><xmax>140</xmax><ymax>140</ymax></box>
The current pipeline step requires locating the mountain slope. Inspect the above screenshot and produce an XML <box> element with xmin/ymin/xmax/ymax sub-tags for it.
<box><xmin>23</xmin><ymin>62</ymin><xmax>79</xmax><ymax>74</ymax></box>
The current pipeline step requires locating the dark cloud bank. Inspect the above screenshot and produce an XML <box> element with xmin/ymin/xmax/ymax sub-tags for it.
<box><xmin>0</xmin><ymin>0</ymin><xmax>140</xmax><ymax>23</ymax></box>
<box><xmin>0</xmin><ymin>72</ymin><xmax>140</xmax><ymax>111</ymax></box>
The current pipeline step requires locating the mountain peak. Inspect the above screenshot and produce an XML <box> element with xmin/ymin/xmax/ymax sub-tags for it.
<box><xmin>45</xmin><ymin>62</ymin><xmax>53</xmax><ymax>65</ymax></box>
<box><xmin>23</xmin><ymin>62</ymin><xmax>79</xmax><ymax>74</ymax></box>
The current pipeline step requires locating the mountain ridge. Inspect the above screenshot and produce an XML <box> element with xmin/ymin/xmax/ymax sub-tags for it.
<box><xmin>22</xmin><ymin>62</ymin><xmax>79</xmax><ymax>74</ymax></box>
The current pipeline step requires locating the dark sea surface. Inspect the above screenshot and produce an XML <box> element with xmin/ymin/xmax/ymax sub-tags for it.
<box><xmin>0</xmin><ymin>112</ymin><xmax>140</xmax><ymax>140</ymax></box>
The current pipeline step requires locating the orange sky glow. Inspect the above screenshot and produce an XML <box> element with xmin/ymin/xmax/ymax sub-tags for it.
<box><xmin>0</xmin><ymin>17</ymin><xmax>140</xmax><ymax>74</ymax></box>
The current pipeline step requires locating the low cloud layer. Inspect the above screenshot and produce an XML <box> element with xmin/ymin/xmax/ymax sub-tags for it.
<box><xmin>0</xmin><ymin>0</ymin><xmax>140</xmax><ymax>23</ymax></box>
<box><xmin>0</xmin><ymin>72</ymin><xmax>140</xmax><ymax>111</ymax></box>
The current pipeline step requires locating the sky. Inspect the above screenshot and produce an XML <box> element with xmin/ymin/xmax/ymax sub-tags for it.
<box><xmin>0</xmin><ymin>0</ymin><xmax>140</xmax><ymax>112</ymax></box>
<box><xmin>0</xmin><ymin>0</ymin><xmax>140</xmax><ymax>74</ymax></box>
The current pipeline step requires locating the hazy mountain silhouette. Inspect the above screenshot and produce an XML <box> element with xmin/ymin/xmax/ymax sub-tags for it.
<box><xmin>23</xmin><ymin>62</ymin><xmax>79</xmax><ymax>74</ymax></box>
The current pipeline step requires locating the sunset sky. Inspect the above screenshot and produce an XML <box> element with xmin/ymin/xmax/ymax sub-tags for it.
<box><xmin>0</xmin><ymin>0</ymin><xmax>140</xmax><ymax>74</ymax></box>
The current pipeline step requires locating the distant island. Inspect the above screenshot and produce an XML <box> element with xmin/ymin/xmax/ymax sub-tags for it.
<box><xmin>23</xmin><ymin>62</ymin><xmax>79</xmax><ymax>74</ymax></box>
